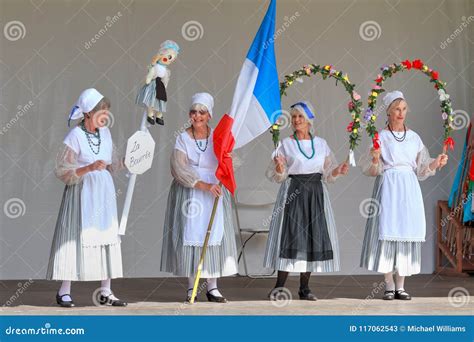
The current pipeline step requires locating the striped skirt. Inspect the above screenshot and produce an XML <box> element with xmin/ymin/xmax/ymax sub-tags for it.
<box><xmin>263</xmin><ymin>178</ymin><xmax>341</xmax><ymax>273</ymax></box>
<box><xmin>46</xmin><ymin>183</ymin><xmax>123</xmax><ymax>281</ymax></box>
<box><xmin>359</xmin><ymin>175</ymin><xmax>422</xmax><ymax>276</ymax></box>
<box><xmin>160</xmin><ymin>180</ymin><xmax>238</xmax><ymax>278</ymax></box>
<box><xmin>135</xmin><ymin>82</ymin><xmax>166</xmax><ymax>112</ymax></box>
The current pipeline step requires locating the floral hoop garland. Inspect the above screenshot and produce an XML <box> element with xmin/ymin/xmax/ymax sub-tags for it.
<box><xmin>274</xmin><ymin>64</ymin><xmax>363</xmax><ymax>165</ymax></box>
<box><xmin>365</xmin><ymin>59</ymin><xmax>455</xmax><ymax>151</ymax></box>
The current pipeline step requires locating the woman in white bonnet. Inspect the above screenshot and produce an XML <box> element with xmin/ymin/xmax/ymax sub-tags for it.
<box><xmin>264</xmin><ymin>100</ymin><xmax>349</xmax><ymax>301</ymax></box>
<box><xmin>160</xmin><ymin>92</ymin><xmax>238</xmax><ymax>303</ymax></box>
<box><xmin>46</xmin><ymin>88</ymin><xmax>127</xmax><ymax>307</ymax></box>
<box><xmin>360</xmin><ymin>90</ymin><xmax>448</xmax><ymax>300</ymax></box>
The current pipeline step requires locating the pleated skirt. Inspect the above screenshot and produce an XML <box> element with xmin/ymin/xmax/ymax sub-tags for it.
<box><xmin>46</xmin><ymin>183</ymin><xmax>123</xmax><ymax>281</ymax></box>
<box><xmin>263</xmin><ymin>178</ymin><xmax>341</xmax><ymax>273</ymax></box>
<box><xmin>359</xmin><ymin>175</ymin><xmax>422</xmax><ymax>276</ymax></box>
<box><xmin>160</xmin><ymin>180</ymin><xmax>238</xmax><ymax>278</ymax></box>
<box><xmin>135</xmin><ymin>82</ymin><xmax>166</xmax><ymax>112</ymax></box>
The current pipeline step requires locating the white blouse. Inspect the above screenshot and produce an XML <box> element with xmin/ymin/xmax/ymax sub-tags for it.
<box><xmin>267</xmin><ymin>135</ymin><xmax>339</xmax><ymax>184</ymax></box>
<box><xmin>360</xmin><ymin>129</ymin><xmax>436</xmax><ymax>181</ymax></box>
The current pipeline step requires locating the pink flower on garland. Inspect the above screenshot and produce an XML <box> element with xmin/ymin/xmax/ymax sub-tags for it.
<box><xmin>346</xmin><ymin>121</ymin><xmax>354</xmax><ymax>133</ymax></box>
<box><xmin>372</xmin><ymin>85</ymin><xmax>382</xmax><ymax>90</ymax></box>
<box><xmin>348</xmin><ymin>101</ymin><xmax>355</xmax><ymax>111</ymax></box>
<box><xmin>352</xmin><ymin>91</ymin><xmax>361</xmax><ymax>101</ymax></box>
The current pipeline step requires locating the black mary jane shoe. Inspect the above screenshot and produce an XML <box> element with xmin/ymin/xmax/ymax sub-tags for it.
<box><xmin>206</xmin><ymin>288</ymin><xmax>227</xmax><ymax>303</ymax></box>
<box><xmin>147</xmin><ymin>116</ymin><xmax>155</xmax><ymax>125</ymax></box>
<box><xmin>156</xmin><ymin>117</ymin><xmax>164</xmax><ymax>125</ymax></box>
<box><xmin>56</xmin><ymin>293</ymin><xmax>75</xmax><ymax>308</ymax></box>
<box><xmin>298</xmin><ymin>288</ymin><xmax>317</xmax><ymax>301</ymax></box>
<box><xmin>395</xmin><ymin>290</ymin><xmax>412</xmax><ymax>300</ymax></box>
<box><xmin>185</xmin><ymin>288</ymin><xmax>198</xmax><ymax>303</ymax></box>
<box><xmin>99</xmin><ymin>294</ymin><xmax>128</xmax><ymax>307</ymax></box>
<box><xmin>382</xmin><ymin>290</ymin><xmax>395</xmax><ymax>300</ymax></box>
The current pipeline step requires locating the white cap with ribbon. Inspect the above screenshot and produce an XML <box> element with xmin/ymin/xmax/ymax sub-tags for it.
<box><xmin>68</xmin><ymin>88</ymin><xmax>104</xmax><ymax>126</ymax></box>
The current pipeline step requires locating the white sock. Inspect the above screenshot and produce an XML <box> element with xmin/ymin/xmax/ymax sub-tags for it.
<box><xmin>100</xmin><ymin>279</ymin><xmax>118</xmax><ymax>300</ymax></box>
<box><xmin>58</xmin><ymin>281</ymin><xmax>72</xmax><ymax>301</ymax></box>
<box><xmin>384</xmin><ymin>272</ymin><xmax>395</xmax><ymax>291</ymax></box>
<box><xmin>206</xmin><ymin>278</ymin><xmax>222</xmax><ymax>297</ymax></box>
<box><xmin>395</xmin><ymin>273</ymin><xmax>406</xmax><ymax>291</ymax></box>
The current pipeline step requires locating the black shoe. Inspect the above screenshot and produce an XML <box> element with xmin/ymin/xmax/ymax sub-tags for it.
<box><xmin>298</xmin><ymin>288</ymin><xmax>317</xmax><ymax>301</ymax></box>
<box><xmin>185</xmin><ymin>288</ymin><xmax>198</xmax><ymax>303</ymax></box>
<box><xmin>206</xmin><ymin>288</ymin><xmax>227</xmax><ymax>303</ymax></box>
<box><xmin>156</xmin><ymin>117</ymin><xmax>164</xmax><ymax>125</ymax></box>
<box><xmin>395</xmin><ymin>290</ymin><xmax>411</xmax><ymax>300</ymax></box>
<box><xmin>383</xmin><ymin>290</ymin><xmax>395</xmax><ymax>300</ymax></box>
<box><xmin>147</xmin><ymin>116</ymin><xmax>155</xmax><ymax>125</ymax></box>
<box><xmin>99</xmin><ymin>294</ymin><xmax>128</xmax><ymax>307</ymax></box>
<box><xmin>56</xmin><ymin>293</ymin><xmax>75</xmax><ymax>308</ymax></box>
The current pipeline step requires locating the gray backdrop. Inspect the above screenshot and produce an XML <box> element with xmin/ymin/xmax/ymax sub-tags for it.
<box><xmin>0</xmin><ymin>0</ymin><xmax>473</xmax><ymax>280</ymax></box>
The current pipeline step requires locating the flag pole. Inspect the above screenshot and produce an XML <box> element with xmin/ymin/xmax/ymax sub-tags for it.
<box><xmin>189</xmin><ymin>182</ymin><xmax>222</xmax><ymax>304</ymax></box>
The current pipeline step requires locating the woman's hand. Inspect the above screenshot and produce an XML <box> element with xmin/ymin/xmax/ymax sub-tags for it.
<box><xmin>332</xmin><ymin>161</ymin><xmax>349</xmax><ymax>177</ymax></box>
<box><xmin>431</xmin><ymin>153</ymin><xmax>448</xmax><ymax>170</ymax></box>
<box><xmin>208</xmin><ymin>183</ymin><xmax>222</xmax><ymax>197</ymax></box>
<box><xmin>274</xmin><ymin>156</ymin><xmax>286</xmax><ymax>174</ymax></box>
<box><xmin>195</xmin><ymin>181</ymin><xmax>222</xmax><ymax>197</ymax></box>
<box><xmin>88</xmin><ymin>160</ymin><xmax>107</xmax><ymax>172</ymax></box>
<box><xmin>370</xmin><ymin>147</ymin><xmax>381</xmax><ymax>164</ymax></box>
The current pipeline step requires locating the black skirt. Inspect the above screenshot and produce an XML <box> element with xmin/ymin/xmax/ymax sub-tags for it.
<box><xmin>279</xmin><ymin>173</ymin><xmax>333</xmax><ymax>262</ymax></box>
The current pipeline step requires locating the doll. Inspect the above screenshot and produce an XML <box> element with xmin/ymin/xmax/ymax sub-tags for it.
<box><xmin>135</xmin><ymin>40</ymin><xmax>180</xmax><ymax>126</ymax></box>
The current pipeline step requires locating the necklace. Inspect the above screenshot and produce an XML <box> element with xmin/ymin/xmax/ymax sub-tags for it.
<box><xmin>293</xmin><ymin>131</ymin><xmax>315</xmax><ymax>159</ymax></box>
<box><xmin>80</xmin><ymin>120</ymin><xmax>101</xmax><ymax>155</ymax></box>
<box><xmin>388</xmin><ymin>124</ymin><xmax>406</xmax><ymax>142</ymax></box>
<box><xmin>192</xmin><ymin>126</ymin><xmax>209</xmax><ymax>152</ymax></box>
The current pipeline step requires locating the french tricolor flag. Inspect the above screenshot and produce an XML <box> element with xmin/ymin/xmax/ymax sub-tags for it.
<box><xmin>213</xmin><ymin>0</ymin><xmax>281</xmax><ymax>195</ymax></box>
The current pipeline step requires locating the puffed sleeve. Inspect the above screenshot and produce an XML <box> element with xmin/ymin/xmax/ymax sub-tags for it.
<box><xmin>107</xmin><ymin>143</ymin><xmax>125</xmax><ymax>175</ymax></box>
<box><xmin>170</xmin><ymin>134</ymin><xmax>200</xmax><ymax>188</ymax></box>
<box><xmin>359</xmin><ymin>145</ymin><xmax>383</xmax><ymax>177</ymax></box>
<box><xmin>265</xmin><ymin>142</ymin><xmax>289</xmax><ymax>183</ymax></box>
<box><xmin>54</xmin><ymin>144</ymin><xmax>82</xmax><ymax>185</ymax></box>
<box><xmin>416</xmin><ymin>145</ymin><xmax>436</xmax><ymax>181</ymax></box>
<box><xmin>322</xmin><ymin>141</ymin><xmax>339</xmax><ymax>184</ymax></box>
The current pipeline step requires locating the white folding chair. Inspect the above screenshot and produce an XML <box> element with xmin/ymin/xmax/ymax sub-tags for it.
<box><xmin>233</xmin><ymin>187</ymin><xmax>277</xmax><ymax>278</ymax></box>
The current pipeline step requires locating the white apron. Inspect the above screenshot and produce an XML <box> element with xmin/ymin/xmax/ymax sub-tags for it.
<box><xmin>181</xmin><ymin>132</ymin><xmax>224</xmax><ymax>247</ymax></box>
